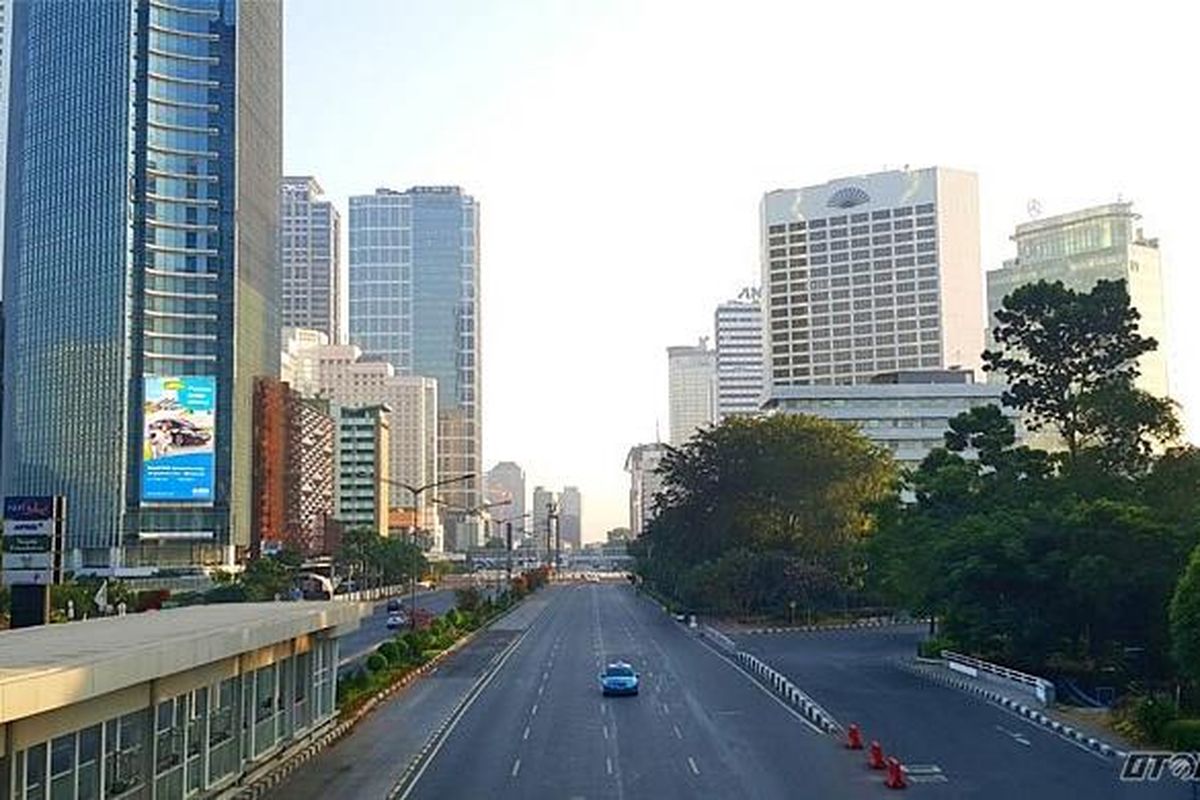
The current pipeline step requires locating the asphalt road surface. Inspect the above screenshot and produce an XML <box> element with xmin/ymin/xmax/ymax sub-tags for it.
<box><xmin>401</xmin><ymin>584</ymin><xmax>882</xmax><ymax>800</ymax></box>
<box><xmin>738</xmin><ymin>627</ymin><xmax>1183</xmax><ymax>799</ymax></box>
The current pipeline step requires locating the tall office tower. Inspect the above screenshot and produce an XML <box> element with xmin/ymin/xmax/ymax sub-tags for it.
<box><xmin>308</xmin><ymin>344</ymin><xmax>441</xmax><ymax>549</ymax></box>
<box><xmin>761</xmin><ymin>167</ymin><xmax>982</xmax><ymax>393</ymax></box>
<box><xmin>0</xmin><ymin>0</ymin><xmax>11</xmax><ymax>291</ymax></box>
<box><xmin>532</xmin><ymin>486</ymin><xmax>557</xmax><ymax>553</ymax></box>
<box><xmin>280</xmin><ymin>176</ymin><xmax>344</xmax><ymax>343</ymax></box>
<box><xmin>1</xmin><ymin>1</ymin><xmax>282</xmax><ymax>570</ymax></box>
<box><xmin>348</xmin><ymin>186</ymin><xmax>481</xmax><ymax>551</ymax></box>
<box><xmin>624</xmin><ymin>443</ymin><xmax>668</xmax><ymax>538</ymax></box>
<box><xmin>987</xmin><ymin>202</ymin><xmax>1169</xmax><ymax>399</ymax></box>
<box><xmin>667</xmin><ymin>339</ymin><xmax>716</xmax><ymax>446</ymax></box>
<box><xmin>715</xmin><ymin>287</ymin><xmax>764</xmax><ymax>418</ymax></box>
<box><xmin>558</xmin><ymin>486</ymin><xmax>582</xmax><ymax>550</ymax></box>
<box><xmin>485</xmin><ymin>461</ymin><xmax>525</xmax><ymax>532</ymax></box>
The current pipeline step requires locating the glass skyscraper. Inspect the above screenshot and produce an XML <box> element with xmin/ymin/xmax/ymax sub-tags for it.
<box><xmin>348</xmin><ymin>186</ymin><xmax>482</xmax><ymax>550</ymax></box>
<box><xmin>1</xmin><ymin>0</ymin><xmax>282</xmax><ymax>569</ymax></box>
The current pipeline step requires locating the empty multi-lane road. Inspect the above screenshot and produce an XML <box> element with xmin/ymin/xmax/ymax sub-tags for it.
<box><xmin>273</xmin><ymin>584</ymin><xmax>1181</xmax><ymax>799</ymax></box>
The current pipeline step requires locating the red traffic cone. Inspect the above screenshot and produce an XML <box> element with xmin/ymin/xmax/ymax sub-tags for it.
<box><xmin>845</xmin><ymin>723</ymin><xmax>863</xmax><ymax>750</ymax></box>
<box><xmin>885</xmin><ymin>756</ymin><xmax>908</xmax><ymax>789</ymax></box>
<box><xmin>868</xmin><ymin>740</ymin><xmax>886</xmax><ymax>770</ymax></box>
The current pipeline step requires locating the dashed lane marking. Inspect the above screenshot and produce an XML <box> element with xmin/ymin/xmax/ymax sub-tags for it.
<box><xmin>606</xmin><ymin>756</ymin><xmax>614</xmax><ymax>775</ymax></box>
<box><xmin>511</xmin><ymin>758</ymin><xmax>521</xmax><ymax>778</ymax></box>
<box><xmin>687</xmin><ymin>756</ymin><xmax>700</xmax><ymax>776</ymax></box>
<box><xmin>673</xmin><ymin>724</ymin><xmax>683</xmax><ymax>740</ymax></box>
<box><xmin>523</xmin><ymin>726</ymin><xmax>531</xmax><ymax>741</ymax></box>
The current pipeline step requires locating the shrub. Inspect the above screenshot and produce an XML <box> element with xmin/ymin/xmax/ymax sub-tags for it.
<box><xmin>365</xmin><ymin>653</ymin><xmax>388</xmax><ymax>673</ymax></box>
<box><xmin>1162</xmin><ymin>719</ymin><xmax>1200</xmax><ymax>750</ymax></box>
<box><xmin>918</xmin><ymin>637</ymin><xmax>954</xmax><ymax>659</ymax></box>
<box><xmin>1130</xmin><ymin>694</ymin><xmax>1178</xmax><ymax>743</ymax></box>
<box><xmin>378</xmin><ymin>641</ymin><xmax>401</xmax><ymax>665</ymax></box>
<box><xmin>420</xmin><ymin>649</ymin><xmax>442</xmax><ymax>662</ymax></box>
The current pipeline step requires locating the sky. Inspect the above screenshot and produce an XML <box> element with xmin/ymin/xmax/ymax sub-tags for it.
<box><xmin>284</xmin><ymin>0</ymin><xmax>1200</xmax><ymax>542</ymax></box>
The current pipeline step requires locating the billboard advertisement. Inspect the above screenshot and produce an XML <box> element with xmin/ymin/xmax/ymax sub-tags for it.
<box><xmin>142</xmin><ymin>376</ymin><xmax>216</xmax><ymax>503</ymax></box>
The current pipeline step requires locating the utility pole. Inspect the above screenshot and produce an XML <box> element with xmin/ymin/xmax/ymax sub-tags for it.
<box><xmin>506</xmin><ymin>521</ymin><xmax>513</xmax><ymax>583</ymax></box>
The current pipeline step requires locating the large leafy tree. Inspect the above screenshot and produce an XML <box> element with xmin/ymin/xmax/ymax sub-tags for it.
<box><xmin>635</xmin><ymin>414</ymin><xmax>895</xmax><ymax>616</ymax></box>
<box><xmin>982</xmin><ymin>278</ymin><xmax>1177</xmax><ymax>472</ymax></box>
<box><xmin>1170</xmin><ymin>544</ymin><xmax>1200</xmax><ymax>686</ymax></box>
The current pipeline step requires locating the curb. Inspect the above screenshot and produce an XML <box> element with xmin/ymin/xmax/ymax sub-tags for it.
<box><xmin>738</xmin><ymin>617</ymin><xmax>931</xmax><ymax>635</ymax></box>
<box><xmin>222</xmin><ymin>599</ymin><xmax>532</xmax><ymax>799</ymax></box>
<box><xmin>895</xmin><ymin>659</ymin><xmax>1125</xmax><ymax>759</ymax></box>
<box><xmin>734</xmin><ymin>650</ymin><xmax>843</xmax><ymax>736</ymax></box>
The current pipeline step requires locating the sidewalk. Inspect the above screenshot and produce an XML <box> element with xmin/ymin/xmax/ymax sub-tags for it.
<box><xmin>897</xmin><ymin>657</ymin><xmax>1130</xmax><ymax>757</ymax></box>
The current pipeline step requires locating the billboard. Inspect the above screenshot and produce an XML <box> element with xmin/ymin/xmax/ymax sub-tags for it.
<box><xmin>142</xmin><ymin>376</ymin><xmax>216</xmax><ymax>503</ymax></box>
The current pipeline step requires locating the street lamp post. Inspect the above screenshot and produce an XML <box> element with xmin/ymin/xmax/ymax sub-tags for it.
<box><xmin>357</xmin><ymin>470</ymin><xmax>475</xmax><ymax>629</ymax></box>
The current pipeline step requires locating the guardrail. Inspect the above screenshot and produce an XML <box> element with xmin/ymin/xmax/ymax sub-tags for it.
<box><xmin>942</xmin><ymin>650</ymin><xmax>1055</xmax><ymax>705</ymax></box>
<box><xmin>338</xmin><ymin>584</ymin><xmax>410</xmax><ymax>603</ymax></box>
<box><xmin>734</xmin><ymin>651</ymin><xmax>842</xmax><ymax>735</ymax></box>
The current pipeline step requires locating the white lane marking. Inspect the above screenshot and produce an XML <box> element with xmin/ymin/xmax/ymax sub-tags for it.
<box><xmin>394</xmin><ymin>610</ymin><xmax>546</xmax><ymax>800</ymax></box>
<box><xmin>995</xmin><ymin>724</ymin><xmax>1032</xmax><ymax>747</ymax></box>
<box><xmin>600</xmin><ymin>702</ymin><xmax>606</xmax><ymax>714</ymax></box>
<box><xmin>531</xmin><ymin>703</ymin><xmax>539</xmax><ymax>716</ymax></box>
<box><xmin>538</xmin><ymin>685</ymin><xmax>544</xmax><ymax>696</ymax></box>
<box><xmin>523</xmin><ymin>725</ymin><xmax>531</xmax><ymax>741</ymax></box>
<box><xmin>661</xmin><ymin>702</ymin><xmax>670</xmax><ymax>715</ymax></box>
<box><xmin>511</xmin><ymin>758</ymin><xmax>521</xmax><ymax>777</ymax></box>
<box><xmin>688</xmin><ymin>756</ymin><xmax>700</xmax><ymax>776</ymax></box>
<box><xmin>673</xmin><ymin>724</ymin><xmax>683</xmax><ymax>740</ymax></box>
<box><xmin>693</xmin><ymin>638</ymin><xmax>825</xmax><ymax>735</ymax></box>
<box><xmin>603</xmin><ymin>725</ymin><xmax>609</xmax><ymax>740</ymax></box>
<box><xmin>606</xmin><ymin>756</ymin><xmax>614</xmax><ymax>775</ymax></box>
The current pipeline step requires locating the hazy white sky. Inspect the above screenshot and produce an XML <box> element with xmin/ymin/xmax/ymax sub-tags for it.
<box><xmin>284</xmin><ymin>0</ymin><xmax>1199</xmax><ymax>541</ymax></box>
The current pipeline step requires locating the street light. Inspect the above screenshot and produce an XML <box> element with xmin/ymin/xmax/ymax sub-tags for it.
<box><xmin>492</xmin><ymin>512</ymin><xmax>533</xmax><ymax>585</ymax></box>
<box><xmin>356</xmin><ymin>470</ymin><xmax>475</xmax><ymax>628</ymax></box>
<box><xmin>431</xmin><ymin>498</ymin><xmax>513</xmax><ymax>596</ymax></box>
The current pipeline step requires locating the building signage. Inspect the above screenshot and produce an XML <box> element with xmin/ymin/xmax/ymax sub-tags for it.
<box><xmin>142</xmin><ymin>376</ymin><xmax>217</xmax><ymax>503</ymax></box>
<box><xmin>2</xmin><ymin>496</ymin><xmax>65</xmax><ymax>586</ymax></box>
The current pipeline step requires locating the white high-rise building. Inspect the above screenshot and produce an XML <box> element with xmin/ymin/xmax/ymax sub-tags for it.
<box><xmin>668</xmin><ymin>339</ymin><xmax>716</xmax><ymax>446</ymax></box>
<box><xmin>280</xmin><ymin>327</ymin><xmax>329</xmax><ymax>397</ymax></box>
<box><xmin>761</xmin><ymin>167</ymin><xmax>982</xmax><ymax>393</ymax></box>
<box><xmin>987</xmin><ymin>202</ymin><xmax>1168</xmax><ymax>400</ymax></box>
<box><xmin>298</xmin><ymin>344</ymin><xmax>441</xmax><ymax>549</ymax></box>
<box><xmin>625</xmin><ymin>443</ymin><xmax>669</xmax><ymax>538</ymax></box>
<box><xmin>281</xmin><ymin>176</ymin><xmax>344</xmax><ymax>344</ymax></box>
<box><xmin>715</xmin><ymin>288</ymin><xmax>764</xmax><ymax>418</ymax></box>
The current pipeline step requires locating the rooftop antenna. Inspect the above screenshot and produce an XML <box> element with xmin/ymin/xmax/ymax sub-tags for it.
<box><xmin>654</xmin><ymin>419</ymin><xmax>661</xmax><ymax>444</ymax></box>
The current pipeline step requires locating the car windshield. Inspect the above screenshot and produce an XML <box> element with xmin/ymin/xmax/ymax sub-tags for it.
<box><xmin>605</xmin><ymin>666</ymin><xmax>634</xmax><ymax>678</ymax></box>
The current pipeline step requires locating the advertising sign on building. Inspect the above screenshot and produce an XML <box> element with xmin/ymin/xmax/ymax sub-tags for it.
<box><xmin>142</xmin><ymin>376</ymin><xmax>217</xmax><ymax>503</ymax></box>
<box><xmin>2</xmin><ymin>496</ymin><xmax>66</xmax><ymax>586</ymax></box>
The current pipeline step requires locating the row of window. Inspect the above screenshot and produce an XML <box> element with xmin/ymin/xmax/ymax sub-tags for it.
<box><xmin>149</xmin><ymin>28</ymin><xmax>221</xmax><ymax>59</ymax></box>
<box><xmin>768</xmin><ymin>215</ymin><xmax>935</xmax><ymax>246</ymax></box>
<box><xmin>773</xmin><ymin>355</ymin><xmax>942</xmax><ymax>377</ymax></box>
<box><xmin>149</xmin><ymin>100</ymin><xmax>218</xmax><ymax>130</ymax></box>
<box><xmin>767</xmin><ymin>203</ymin><xmax>935</xmax><ymax>234</ymax></box>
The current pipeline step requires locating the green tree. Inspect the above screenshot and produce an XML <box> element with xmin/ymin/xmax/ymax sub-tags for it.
<box><xmin>241</xmin><ymin>555</ymin><xmax>294</xmax><ymax>601</ymax></box>
<box><xmin>1170</xmin><ymin>544</ymin><xmax>1200</xmax><ymax>686</ymax></box>
<box><xmin>636</xmin><ymin>414</ymin><xmax>895</xmax><ymax>616</ymax></box>
<box><xmin>982</xmin><ymin>278</ymin><xmax>1178</xmax><ymax>472</ymax></box>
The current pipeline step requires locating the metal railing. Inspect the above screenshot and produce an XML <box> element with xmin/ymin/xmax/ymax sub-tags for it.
<box><xmin>941</xmin><ymin>650</ymin><xmax>1055</xmax><ymax>705</ymax></box>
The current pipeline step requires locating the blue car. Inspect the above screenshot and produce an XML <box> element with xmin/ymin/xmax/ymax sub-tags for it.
<box><xmin>599</xmin><ymin>662</ymin><xmax>639</xmax><ymax>696</ymax></box>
